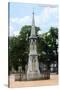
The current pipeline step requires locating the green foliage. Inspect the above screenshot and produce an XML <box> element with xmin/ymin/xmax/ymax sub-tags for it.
<box><xmin>38</xmin><ymin>27</ymin><xmax>58</xmax><ymax>67</ymax></box>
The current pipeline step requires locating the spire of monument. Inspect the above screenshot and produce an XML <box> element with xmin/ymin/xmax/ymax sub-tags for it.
<box><xmin>32</xmin><ymin>10</ymin><xmax>35</xmax><ymax>26</ymax></box>
<box><xmin>31</xmin><ymin>10</ymin><xmax>36</xmax><ymax>36</ymax></box>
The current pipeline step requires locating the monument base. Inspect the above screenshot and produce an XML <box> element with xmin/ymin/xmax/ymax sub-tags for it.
<box><xmin>27</xmin><ymin>71</ymin><xmax>40</xmax><ymax>80</ymax></box>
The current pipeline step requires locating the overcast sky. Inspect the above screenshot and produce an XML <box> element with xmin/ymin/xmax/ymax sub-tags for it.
<box><xmin>9</xmin><ymin>3</ymin><xmax>58</xmax><ymax>36</ymax></box>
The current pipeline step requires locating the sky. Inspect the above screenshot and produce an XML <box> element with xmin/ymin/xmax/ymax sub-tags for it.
<box><xmin>9</xmin><ymin>2</ymin><xmax>58</xmax><ymax>36</ymax></box>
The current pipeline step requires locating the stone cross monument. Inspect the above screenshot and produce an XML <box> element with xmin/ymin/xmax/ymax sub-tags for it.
<box><xmin>27</xmin><ymin>11</ymin><xmax>40</xmax><ymax>80</ymax></box>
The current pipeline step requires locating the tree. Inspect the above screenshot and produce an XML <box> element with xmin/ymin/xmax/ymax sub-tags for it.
<box><xmin>37</xmin><ymin>27</ymin><xmax>58</xmax><ymax>73</ymax></box>
<box><xmin>8</xmin><ymin>25</ymin><xmax>40</xmax><ymax>73</ymax></box>
<box><xmin>45</xmin><ymin>27</ymin><xmax>58</xmax><ymax>73</ymax></box>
